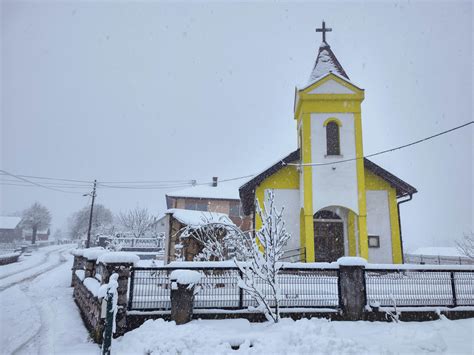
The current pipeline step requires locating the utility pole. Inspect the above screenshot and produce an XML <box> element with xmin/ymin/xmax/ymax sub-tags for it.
<box><xmin>85</xmin><ymin>180</ymin><xmax>97</xmax><ymax>248</ymax></box>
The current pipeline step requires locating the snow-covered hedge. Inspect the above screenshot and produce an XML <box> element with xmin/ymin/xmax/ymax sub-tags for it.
<box><xmin>71</xmin><ymin>247</ymin><xmax>104</xmax><ymax>257</ymax></box>
<box><xmin>82</xmin><ymin>248</ymin><xmax>107</xmax><ymax>261</ymax></box>
<box><xmin>96</xmin><ymin>252</ymin><xmax>140</xmax><ymax>265</ymax></box>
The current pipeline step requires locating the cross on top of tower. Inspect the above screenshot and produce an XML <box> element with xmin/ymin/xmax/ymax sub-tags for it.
<box><xmin>316</xmin><ymin>21</ymin><xmax>332</xmax><ymax>43</ymax></box>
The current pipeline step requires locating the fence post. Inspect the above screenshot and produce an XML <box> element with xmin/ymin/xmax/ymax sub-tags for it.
<box><xmin>71</xmin><ymin>254</ymin><xmax>85</xmax><ymax>287</ymax></box>
<box><xmin>238</xmin><ymin>269</ymin><xmax>244</xmax><ymax>309</ymax></box>
<box><xmin>84</xmin><ymin>258</ymin><xmax>97</xmax><ymax>279</ymax></box>
<box><xmin>170</xmin><ymin>270</ymin><xmax>201</xmax><ymax>325</ymax></box>
<box><xmin>127</xmin><ymin>267</ymin><xmax>135</xmax><ymax>311</ymax></box>
<box><xmin>338</xmin><ymin>258</ymin><xmax>367</xmax><ymax>321</ymax></box>
<box><xmin>101</xmin><ymin>291</ymin><xmax>114</xmax><ymax>355</ymax></box>
<box><xmin>450</xmin><ymin>271</ymin><xmax>458</xmax><ymax>307</ymax></box>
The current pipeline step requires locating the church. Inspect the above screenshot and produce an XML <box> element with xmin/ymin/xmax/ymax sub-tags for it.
<box><xmin>239</xmin><ymin>23</ymin><xmax>417</xmax><ymax>264</ymax></box>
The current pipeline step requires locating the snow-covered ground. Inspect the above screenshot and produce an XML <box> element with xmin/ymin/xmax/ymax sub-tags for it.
<box><xmin>0</xmin><ymin>246</ymin><xmax>472</xmax><ymax>354</ymax></box>
<box><xmin>0</xmin><ymin>246</ymin><xmax>98</xmax><ymax>354</ymax></box>
<box><xmin>114</xmin><ymin>317</ymin><xmax>474</xmax><ymax>355</ymax></box>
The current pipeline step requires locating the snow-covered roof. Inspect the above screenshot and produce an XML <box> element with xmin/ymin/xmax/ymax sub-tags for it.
<box><xmin>308</xmin><ymin>42</ymin><xmax>349</xmax><ymax>85</ymax></box>
<box><xmin>0</xmin><ymin>216</ymin><xmax>21</xmax><ymax>230</ymax></box>
<box><xmin>409</xmin><ymin>247</ymin><xmax>464</xmax><ymax>258</ymax></box>
<box><xmin>167</xmin><ymin>181</ymin><xmax>241</xmax><ymax>200</ymax></box>
<box><xmin>166</xmin><ymin>208</ymin><xmax>235</xmax><ymax>227</ymax></box>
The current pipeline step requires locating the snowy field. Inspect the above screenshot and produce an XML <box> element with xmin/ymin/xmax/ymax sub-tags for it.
<box><xmin>0</xmin><ymin>246</ymin><xmax>473</xmax><ymax>354</ymax></box>
<box><xmin>114</xmin><ymin>317</ymin><xmax>474</xmax><ymax>355</ymax></box>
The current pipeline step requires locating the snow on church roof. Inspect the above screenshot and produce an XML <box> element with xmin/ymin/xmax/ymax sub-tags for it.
<box><xmin>308</xmin><ymin>42</ymin><xmax>349</xmax><ymax>85</ymax></box>
<box><xmin>166</xmin><ymin>209</ymin><xmax>235</xmax><ymax>227</ymax></box>
<box><xmin>239</xmin><ymin>149</ymin><xmax>417</xmax><ymax>216</ymax></box>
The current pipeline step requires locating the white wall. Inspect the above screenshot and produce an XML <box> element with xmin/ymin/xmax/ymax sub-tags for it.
<box><xmin>366</xmin><ymin>190</ymin><xmax>393</xmax><ymax>263</ymax></box>
<box><xmin>311</xmin><ymin>113</ymin><xmax>359</xmax><ymax>214</ymax></box>
<box><xmin>308</xmin><ymin>79</ymin><xmax>355</xmax><ymax>94</ymax></box>
<box><xmin>266</xmin><ymin>189</ymin><xmax>300</xmax><ymax>252</ymax></box>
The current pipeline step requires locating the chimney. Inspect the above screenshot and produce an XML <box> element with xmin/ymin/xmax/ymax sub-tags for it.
<box><xmin>212</xmin><ymin>177</ymin><xmax>218</xmax><ymax>187</ymax></box>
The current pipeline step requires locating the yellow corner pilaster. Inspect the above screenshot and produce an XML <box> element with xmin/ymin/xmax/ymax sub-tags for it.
<box><xmin>354</xmin><ymin>112</ymin><xmax>368</xmax><ymax>260</ymax></box>
<box><xmin>389</xmin><ymin>189</ymin><xmax>403</xmax><ymax>263</ymax></box>
<box><xmin>348</xmin><ymin>211</ymin><xmax>356</xmax><ymax>256</ymax></box>
<box><xmin>302</xmin><ymin>113</ymin><xmax>315</xmax><ymax>262</ymax></box>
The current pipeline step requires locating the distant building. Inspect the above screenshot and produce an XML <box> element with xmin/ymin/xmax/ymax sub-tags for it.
<box><xmin>23</xmin><ymin>228</ymin><xmax>50</xmax><ymax>242</ymax></box>
<box><xmin>166</xmin><ymin>177</ymin><xmax>252</xmax><ymax>231</ymax></box>
<box><xmin>0</xmin><ymin>216</ymin><xmax>22</xmax><ymax>243</ymax></box>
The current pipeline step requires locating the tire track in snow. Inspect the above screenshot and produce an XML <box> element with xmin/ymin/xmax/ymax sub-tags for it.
<box><xmin>0</xmin><ymin>245</ymin><xmax>68</xmax><ymax>281</ymax></box>
<box><xmin>9</xmin><ymin>249</ymin><xmax>72</xmax><ymax>355</ymax></box>
<box><xmin>0</xmin><ymin>247</ymin><xmax>71</xmax><ymax>292</ymax></box>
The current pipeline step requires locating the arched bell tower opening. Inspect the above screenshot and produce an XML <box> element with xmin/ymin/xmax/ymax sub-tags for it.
<box><xmin>313</xmin><ymin>208</ymin><xmax>348</xmax><ymax>262</ymax></box>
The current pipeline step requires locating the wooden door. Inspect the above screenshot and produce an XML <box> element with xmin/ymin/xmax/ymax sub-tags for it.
<box><xmin>314</xmin><ymin>221</ymin><xmax>344</xmax><ymax>262</ymax></box>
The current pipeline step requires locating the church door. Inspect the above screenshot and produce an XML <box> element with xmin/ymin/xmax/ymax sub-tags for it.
<box><xmin>313</xmin><ymin>210</ymin><xmax>344</xmax><ymax>262</ymax></box>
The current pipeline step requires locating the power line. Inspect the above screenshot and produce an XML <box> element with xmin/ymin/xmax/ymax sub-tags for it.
<box><xmin>285</xmin><ymin>121</ymin><xmax>474</xmax><ymax>167</ymax></box>
<box><xmin>96</xmin><ymin>182</ymin><xmax>197</xmax><ymax>190</ymax></box>
<box><xmin>0</xmin><ymin>169</ymin><xmax>87</xmax><ymax>194</ymax></box>
<box><xmin>0</xmin><ymin>178</ymin><xmax>92</xmax><ymax>188</ymax></box>
<box><xmin>1</xmin><ymin>121</ymin><xmax>471</xmax><ymax>192</ymax></box>
<box><xmin>0</xmin><ymin>172</ymin><xmax>93</xmax><ymax>184</ymax></box>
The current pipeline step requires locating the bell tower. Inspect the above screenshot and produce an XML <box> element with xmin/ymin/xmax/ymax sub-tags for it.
<box><xmin>294</xmin><ymin>22</ymin><xmax>369</xmax><ymax>261</ymax></box>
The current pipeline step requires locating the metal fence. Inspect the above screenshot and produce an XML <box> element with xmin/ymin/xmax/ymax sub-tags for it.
<box><xmin>365</xmin><ymin>269</ymin><xmax>474</xmax><ymax>307</ymax></box>
<box><xmin>128</xmin><ymin>266</ymin><xmax>474</xmax><ymax>312</ymax></box>
<box><xmin>128</xmin><ymin>267</ymin><xmax>340</xmax><ymax>311</ymax></box>
<box><xmin>404</xmin><ymin>254</ymin><xmax>474</xmax><ymax>265</ymax></box>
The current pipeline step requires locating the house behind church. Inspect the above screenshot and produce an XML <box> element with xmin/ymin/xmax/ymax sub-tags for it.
<box><xmin>166</xmin><ymin>177</ymin><xmax>251</xmax><ymax>231</ymax></box>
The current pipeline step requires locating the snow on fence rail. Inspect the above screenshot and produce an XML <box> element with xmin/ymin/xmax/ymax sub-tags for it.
<box><xmin>404</xmin><ymin>254</ymin><xmax>474</xmax><ymax>265</ymax></box>
<box><xmin>128</xmin><ymin>267</ymin><xmax>340</xmax><ymax>311</ymax></box>
<box><xmin>365</xmin><ymin>269</ymin><xmax>474</xmax><ymax>307</ymax></box>
<box><xmin>127</xmin><ymin>265</ymin><xmax>474</xmax><ymax>312</ymax></box>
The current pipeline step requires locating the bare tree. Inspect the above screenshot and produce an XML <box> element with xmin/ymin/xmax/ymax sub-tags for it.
<box><xmin>21</xmin><ymin>202</ymin><xmax>52</xmax><ymax>244</ymax></box>
<box><xmin>235</xmin><ymin>191</ymin><xmax>291</xmax><ymax>323</ymax></box>
<box><xmin>457</xmin><ymin>232</ymin><xmax>474</xmax><ymax>260</ymax></box>
<box><xmin>179</xmin><ymin>215</ymin><xmax>250</xmax><ymax>261</ymax></box>
<box><xmin>68</xmin><ymin>204</ymin><xmax>113</xmax><ymax>240</ymax></box>
<box><xmin>117</xmin><ymin>207</ymin><xmax>154</xmax><ymax>238</ymax></box>
<box><xmin>180</xmin><ymin>191</ymin><xmax>290</xmax><ymax>323</ymax></box>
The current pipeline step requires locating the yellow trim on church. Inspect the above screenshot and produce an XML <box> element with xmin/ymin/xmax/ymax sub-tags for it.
<box><xmin>365</xmin><ymin>170</ymin><xmax>403</xmax><ymax>263</ymax></box>
<box><xmin>254</xmin><ymin>165</ymin><xmax>299</xmax><ymax>231</ymax></box>
<box><xmin>323</xmin><ymin>117</ymin><xmax>343</xmax><ymax>127</ymax></box>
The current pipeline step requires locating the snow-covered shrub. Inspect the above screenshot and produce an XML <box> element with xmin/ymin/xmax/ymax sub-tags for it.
<box><xmin>235</xmin><ymin>191</ymin><xmax>291</xmax><ymax>323</ymax></box>
<box><xmin>457</xmin><ymin>232</ymin><xmax>474</xmax><ymax>260</ymax></box>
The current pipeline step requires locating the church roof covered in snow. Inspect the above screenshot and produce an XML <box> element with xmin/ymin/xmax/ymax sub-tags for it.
<box><xmin>308</xmin><ymin>42</ymin><xmax>349</xmax><ymax>85</ymax></box>
<box><xmin>239</xmin><ymin>149</ymin><xmax>417</xmax><ymax>215</ymax></box>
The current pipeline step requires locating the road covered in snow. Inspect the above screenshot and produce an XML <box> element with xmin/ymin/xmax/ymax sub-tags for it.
<box><xmin>0</xmin><ymin>245</ymin><xmax>98</xmax><ymax>354</ymax></box>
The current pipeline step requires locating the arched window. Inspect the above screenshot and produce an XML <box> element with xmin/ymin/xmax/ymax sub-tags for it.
<box><xmin>326</xmin><ymin>121</ymin><xmax>340</xmax><ymax>155</ymax></box>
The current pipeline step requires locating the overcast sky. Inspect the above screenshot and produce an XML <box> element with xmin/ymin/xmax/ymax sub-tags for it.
<box><xmin>1</xmin><ymin>1</ymin><xmax>472</xmax><ymax>251</ymax></box>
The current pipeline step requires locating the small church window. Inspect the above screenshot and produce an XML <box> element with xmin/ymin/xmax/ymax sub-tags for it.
<box><xmin>326</xmin><ymin>121</ymin><xmax>340</xmax><ymax>155</ymax></box>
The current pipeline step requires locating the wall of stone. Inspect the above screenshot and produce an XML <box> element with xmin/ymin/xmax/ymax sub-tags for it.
<box><xmin>72</xmin><ymin>273</ymin><xmax>104</xmax><ymax>343</ymax></box>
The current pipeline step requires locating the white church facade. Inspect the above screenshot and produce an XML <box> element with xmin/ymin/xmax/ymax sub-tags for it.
<box><xmin>239</xmin><ymin>23</ymin><xmax>417</xmax><ymax>264</ymax></box>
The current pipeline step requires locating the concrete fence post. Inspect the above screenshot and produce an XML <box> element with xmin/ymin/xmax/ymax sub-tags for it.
<box><xmin>84</xmin><ymin>259</ymin><xmax>97</xmax><ymax>279</ymax></box>
<box><xmin>338</xmin><ymin>257</ymin><xmax>367</xmax><ymax>321</ymax></box>
<box><xmin>71</xmin><ymin>254</ymin><xmax>85</xmax><ymax>287</ymax></box>
<box><xmin>169</xmin><ymin>270</ymin><xmax>201</xmax><ymax>325</ymax></box>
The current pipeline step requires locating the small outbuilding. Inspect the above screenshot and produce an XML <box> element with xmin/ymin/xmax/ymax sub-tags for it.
<box><xmin>163</xmin><ymin>209</ymin><xmax>235</xmax><ymax>264</ymax></box>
